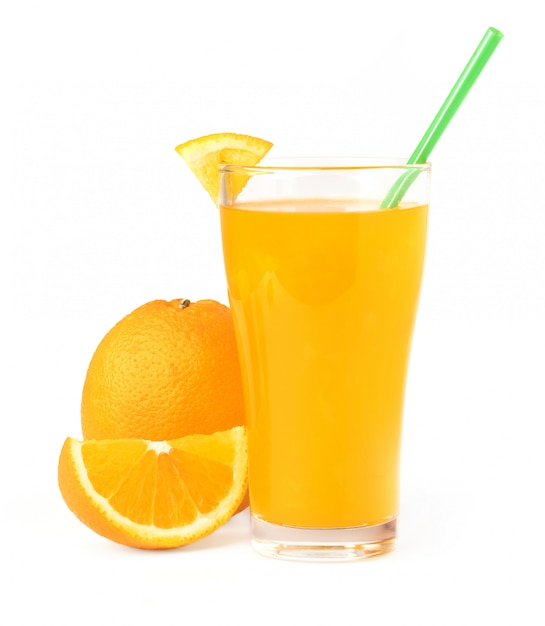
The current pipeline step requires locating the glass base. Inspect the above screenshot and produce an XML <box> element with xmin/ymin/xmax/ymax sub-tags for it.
<box><xmin>251</xmin><ymin>515</ymin><xmax>397</xmax><ymax>562</ymax></box>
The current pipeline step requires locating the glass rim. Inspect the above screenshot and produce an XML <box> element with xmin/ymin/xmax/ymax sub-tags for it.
<box><xmin>220</xmin><ymin>157</ymin><xmax>431</xmax><ymax>173</ymax></box>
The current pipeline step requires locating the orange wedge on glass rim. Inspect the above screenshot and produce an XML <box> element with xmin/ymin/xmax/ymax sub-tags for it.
<box><xmin>58</xmin><ymin>426</ymin><xmax>248</xmax><ymax>549</ymax></box>
<box><xmin>175</xmin><ymin>132</ymin><xmax>273</xmax><ymax>205</ymax></box>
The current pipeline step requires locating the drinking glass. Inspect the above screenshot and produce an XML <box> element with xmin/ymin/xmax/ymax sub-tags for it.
<box><xmin>219</xmin><ymin>158</ymin><xmax>430</xmax><ymax>561</ymax></box>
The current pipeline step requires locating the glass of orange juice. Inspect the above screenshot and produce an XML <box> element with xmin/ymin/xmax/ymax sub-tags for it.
<box><xmin>219</xmin><ymin>158</ymin><xmax>430</xmax><ymax>561</ymax></box>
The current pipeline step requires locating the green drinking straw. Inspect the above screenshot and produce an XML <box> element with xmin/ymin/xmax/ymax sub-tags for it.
<box><xmin>380</xmin><ymin>26</ymin><xmax>503</xmax><ymax>209</ymax></box>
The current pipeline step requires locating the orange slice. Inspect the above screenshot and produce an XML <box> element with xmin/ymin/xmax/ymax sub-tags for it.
<box><xmin>175</xmin><ymin>132</ymin><xmax>273</xmax><ymax>205</ymax></box>
<box><xmin>58</xmin><ymin>426</ymin><xmax>248</xmax><ymax>549</ymax></box>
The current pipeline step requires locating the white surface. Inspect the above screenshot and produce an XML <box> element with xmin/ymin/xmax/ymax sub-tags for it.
<box><xmin>1</xmin><ymin>1</ymin><xmax>544</xmax><ymax>624</ymax></box>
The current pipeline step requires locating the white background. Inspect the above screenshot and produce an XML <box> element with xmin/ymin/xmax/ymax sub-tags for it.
<box><xmin>2</xmin><ymin>1</ymin><xmax>544</xmax><ymax>624</ymax></box>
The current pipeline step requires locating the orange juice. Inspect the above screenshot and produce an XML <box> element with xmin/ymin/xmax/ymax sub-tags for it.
<box><xmin>220</xmin><ymin>199</ymin><xmax>428</xmax><ymax>529</ymax></box>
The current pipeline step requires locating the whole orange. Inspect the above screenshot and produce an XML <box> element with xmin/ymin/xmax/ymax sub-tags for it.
<box><xmin>81</xmin><ymin>298</ymin><xmax>246</xmax><ymax>441</ymax></box>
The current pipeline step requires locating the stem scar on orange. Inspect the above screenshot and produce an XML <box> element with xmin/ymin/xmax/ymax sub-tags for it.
<box><xmin>58</xmin><ymin>427</ymin><xmax>248</xmax><ymax>549</ymax></box>
<box><xmin>81</xmin><ymin>298</ymin><xmax>246</xmax><ymax>442</ymax></box>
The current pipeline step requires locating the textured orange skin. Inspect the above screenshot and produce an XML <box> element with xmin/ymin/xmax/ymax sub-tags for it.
<box><xmin>81</xmin><ymin>299</ymin><xmax>246</xmax><ymax>442</ymax></box>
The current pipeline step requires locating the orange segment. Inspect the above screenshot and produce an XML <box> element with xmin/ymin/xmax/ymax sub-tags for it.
<box><xmin>58</xmin><ymin>426</ymin><xmax>248</xmax><ymax>549</ymax></box>
<box><xmin>175</xmin><ymin>132</ymin><xmax>273</xmax><ymax>205</ymax></box>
